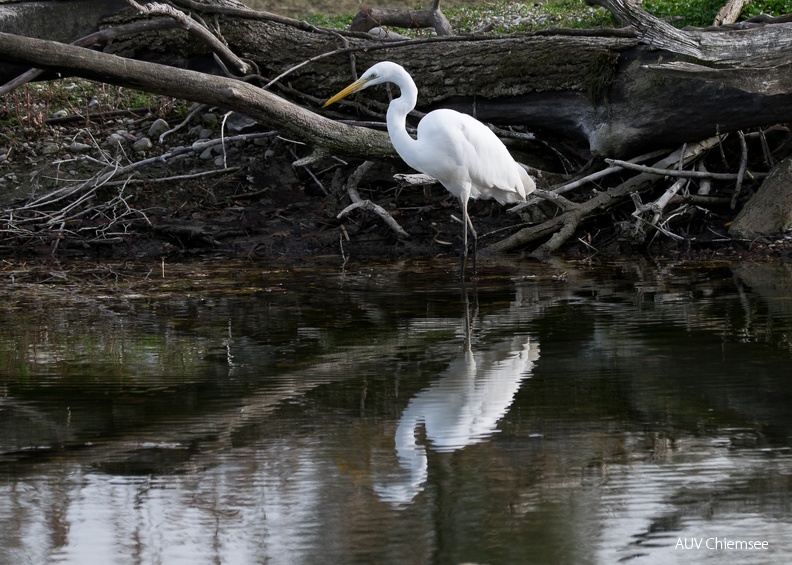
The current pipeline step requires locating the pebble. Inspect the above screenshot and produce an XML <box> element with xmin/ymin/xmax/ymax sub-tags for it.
<box><xmin>69</xmin><ymin>142</ymin><xmax>92</xmax><ymax>153</ymax></box>
<box><xmin>148</xmin><ymin>118</ymin><xmax>169</xmax><ymax>139</ymax></box>
<box><xmin>41</xmin><ymin>143</ymin><xmax>60</xmax><ymax>155</ymax></box>
<box><xmin>133</xmin><ymin>137</ymin><xmax>153</xmax><ymax>153</ymax></box>
<box><xmin>106</xmin><ymin>133</ymin><xmax>125</xmax><ymax>148</ymax></box>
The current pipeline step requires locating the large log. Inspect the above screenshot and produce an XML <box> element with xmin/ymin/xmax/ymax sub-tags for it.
<box><xmin>0</xmin><ymin>31</ymin><xmax>395</xmax><ymax>163</ymax></box>
<box><xmin>2</xmin><ymin>0</ymin><xmax>792</xmax><ymax>158</ymax></box>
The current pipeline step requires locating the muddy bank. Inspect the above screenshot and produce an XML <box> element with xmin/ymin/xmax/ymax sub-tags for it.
<box><xmin>1</xmin><ymin>92</ymin><xmax>791</xmax><ymax>265</ymax></box>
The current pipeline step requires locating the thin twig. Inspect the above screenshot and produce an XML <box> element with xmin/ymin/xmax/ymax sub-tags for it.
<box><xmin>605</xmin><ymin>158</ymin><xmax>765</xmax><ymax>180</ymax></box>
<box><xmin>731</xmin><ymin>130</ymin><xmax>748</xmax><ymax>209</ymax></box>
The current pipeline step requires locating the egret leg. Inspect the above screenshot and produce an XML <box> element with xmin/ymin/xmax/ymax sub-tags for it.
<box><xmin>465</xmin><ymin>213</ymin><xmax>478</xmax><ymax>275</ymax></box>
<box><xmin>458</xmin><ymin>199</ymin><xmax>468</xmax><ymax>277</ymax></box>
<box><xmin>459</xmin><ymin>198</ymin><xmax>478</xmax><ymax>277</ymax></box>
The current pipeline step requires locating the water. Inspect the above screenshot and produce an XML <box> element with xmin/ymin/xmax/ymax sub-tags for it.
<box><xmin>1</xmin><ymin>258</ymin><xmax>791</xmax><ymax>564</ymax></box>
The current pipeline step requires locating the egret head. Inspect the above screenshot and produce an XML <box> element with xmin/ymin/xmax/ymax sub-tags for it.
<box><xmin>323</xmin><ymin>62</ymin><xmax>402</xmax><ymax>107</ymax></box>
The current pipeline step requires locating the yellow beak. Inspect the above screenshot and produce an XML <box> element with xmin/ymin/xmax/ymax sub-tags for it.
<box><xmin>323</xmin><ymin>77</ymin><xmax>370</xmax><ymax>107</ymax></box>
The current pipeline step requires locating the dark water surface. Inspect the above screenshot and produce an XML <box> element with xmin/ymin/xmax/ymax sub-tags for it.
<box><xmin>1</xmin><ymin>258</ymin><xmax>791</xmax><ymax>564</ymax></box>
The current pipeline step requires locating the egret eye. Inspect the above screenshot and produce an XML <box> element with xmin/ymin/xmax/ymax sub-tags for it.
<box><xmin>328</xmin><ymin>61</ymin><xmax>535</xmax><ymax>277</ymax></box>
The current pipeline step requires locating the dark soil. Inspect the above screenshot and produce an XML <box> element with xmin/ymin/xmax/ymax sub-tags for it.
<box><xmin>2</xmin><ymin>99</ymin><xmax>791</xmax><ymax>266</ymax></box>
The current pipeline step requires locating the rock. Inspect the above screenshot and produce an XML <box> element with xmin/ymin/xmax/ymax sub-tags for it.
<box><xmin>213</xmin><ymin>156</ymin><xmax>226</xmax><ymax>167</ymax></box>
<box><xmin>202</xmin><ymin>113</ymin><xmax>218</xmax><ymax>127</ymax></box>
<box><xmin>106</xmin><ymin>133</ymin><xmax>125</xmax><ymax>148</ymax></box>
<box><xmin>225</xmin><ymin>112</ymin><xmax>258</xmax><ymax>134</ymax></box>
<box><xmin>199</xmin><ymin>147</ymin><xmax>214</xmax><ymax>160</ymax></box>
<box><xmin>148</xmin><ymin>118</ymin><xmax>169</xmax><ymax>139</ymax></box>
<box><xmin>730</xmin><ymin>157</ymin><xmax>792</xmax><ymax>239</ymax></box>
<box><xmin>368</xmin><ymin>27</ymin><xmax>409</xmax><ymax>40</ymax></box>
<box><xmin>68</xmin><ymin>142</ymin><xmax>92</xmax><ymax>153</ymax></box>
<box><xmin>50</xmin><ymin>109</ymin><xmax>68</xmax><ymax>120</ymax></box>
<box><xmin>198</xmin><ymin>128</ymin><xmax>212</xmax><ymax>140</ymax></box>
<box><xmin>41</xmin><ymin>142</ymin><xmax>60</xmax><ymax>155</ymax></box>
<box><xmin>133</xmin><ymin>137</ymin><xmax>153</xmax><ymax>153</ymax></box>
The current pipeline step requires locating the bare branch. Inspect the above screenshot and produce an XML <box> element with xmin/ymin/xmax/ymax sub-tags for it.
<box><xmin>125</xmin><ymin>0</ymin><xmax>251</xmax><ymax>76</ymax></box>
<box><xmin>604</xmin><ymin>158</ymin><xmax>766</xmax><ymax>181</ymax></box>
<box><xmin>337</xmin><ymin>161</ymin><xmax>410</xmax><ymax>239</ymax></box>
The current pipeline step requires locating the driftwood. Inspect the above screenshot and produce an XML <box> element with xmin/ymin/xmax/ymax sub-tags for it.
<box><xmin>0</xmin><ymin>0</ymin><xmax>791</xmax><ymax>257</ymax></box>
<box><xmin>350</xmin><ymin>0</ymin><xmax>453</xmax><ymax>37</ymax></box>
<box><xmin>2</xmin><ymin>0</ymin><xmax>792</xmax><ymax>156</ymax></box>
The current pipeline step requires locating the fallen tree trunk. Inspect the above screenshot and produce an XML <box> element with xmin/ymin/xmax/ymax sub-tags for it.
<box><xmin>3</xmin><ymin>0</ymin><xmax>792</xmax><ymax>157</ymax></box>
<box><xmin>1</xmin><ymin>0</ymin><xmax>791</xmax><ymax>259</ymax></box>
<box><xmin>0</xmin><ymin>31</ymin><xmax>395</xmax><ymax>163</ymax></box>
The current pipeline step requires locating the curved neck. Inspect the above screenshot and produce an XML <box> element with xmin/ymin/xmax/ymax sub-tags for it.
<box><xmin>385</xmin><ymin>71</ymin><xmax>419</xmax><ymax>164</ymax></box>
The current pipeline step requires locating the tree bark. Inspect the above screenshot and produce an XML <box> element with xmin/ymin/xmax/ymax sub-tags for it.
<box><xmin>3</xmin><ymin>0</ymin><xmax>792</xmax><ymax>157</ymax></box>
<box><xmin>0</xmin><ymin>32</ymin><xmax>395</xmax><ymax>163</ymax></box>
<box><xmin>2</xmin><ymin>0</ymin><xmax>792</xmax><ymax>254</ymax></box>
<box><xmin>729</xmin><ymin>157</ymin><xmax>792</xmax><ymax>240</ymax></box>
<box><xmin>349</xmin><ymin>7</ymin><xmax>453</xmax><ymax>36</ymax></box>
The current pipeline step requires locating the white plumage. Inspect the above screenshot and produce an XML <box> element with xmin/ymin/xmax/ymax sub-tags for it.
<box><xmin>324</xmin><ymin>61</ymin><xmax>535</xmax><ymax>273</ymax></box>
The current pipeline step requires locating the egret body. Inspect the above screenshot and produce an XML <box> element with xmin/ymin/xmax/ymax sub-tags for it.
<box><xmin>324</xmin><ymin>61</ymin><xmax>535</xmax><ymax>274</ymax></box>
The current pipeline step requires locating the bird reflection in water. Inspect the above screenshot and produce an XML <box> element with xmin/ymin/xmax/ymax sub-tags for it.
<box><xmin>375</xmin><ymin>289</ymin><xmax>540</xmax><ymax>505</ymax></box>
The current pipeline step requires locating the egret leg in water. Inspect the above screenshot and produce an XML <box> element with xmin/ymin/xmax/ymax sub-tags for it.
<box><xmin>323</xmin><ymin>61</ymin><xmax>536</xmax><ymax>276</ymax></box>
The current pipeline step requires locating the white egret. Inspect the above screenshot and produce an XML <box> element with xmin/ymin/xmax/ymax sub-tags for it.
<box><xmin>323</xmin><ymin>61</ymin><xmax>536</xmax><ymax>274</ymax></box>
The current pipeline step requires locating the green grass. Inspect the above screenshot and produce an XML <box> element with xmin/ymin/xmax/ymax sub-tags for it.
<box><xmin>306</xmin><ymin>0</ymin><xmax>792</xmax><ymax>33</ymax></box>
<box><xmin>445</xmin><ymin>0</ymin><xmax>616</xmax><ymax>33</ymax></box>
<box><xmin>644</xmin><ymin>0</ymin><xmax>792</xmax><ymax>27</ymax></box>
<box><xmin>0</xmin><ymin>80</ymin><xmax>189</xmax><ymax>140</ymax></box>
<box><xmin>304</xmin><ymin>13</ymin><xmax>354</xmax><ymax>29</ymax></box>
<box><xmin>742</xmin><ymin>0</ymin><xmax>792</xmax><ymax>18</ymax></box>
<box><xmin>306</xmin><ymin>1</ymin><xmax>617</xmax><ymax>34</ymax></box>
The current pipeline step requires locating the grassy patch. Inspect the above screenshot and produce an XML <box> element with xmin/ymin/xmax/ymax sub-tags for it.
<box><xmin>306</xmin><ymin>0</ymin><xmax>792</xmax><ymax>33</ymax></box>
<box><xmin>445</xmin><ymin>0</ymin><xmax>616</xmax><ymax>33</ymax></box>
<box><xmin>305</xmin><ymin>1</ymin><xmax>617</xmax><ymax>34</ymax></box>
<box><xmin>0</xmin><ymin>80</ymin><xmax>188</xmax><ymax>139</ymax></box>
<box><xmin>741</xmin><ymin>0</ymin><xmax>792</xmax><ymax>18</ymax></box>
<box><xmin>304</xmin><ymin>13</ymin><xmax>354</xmax><ymax>28</ymax></box>
<box><xmin>643</xmin><ymin>0</ymin><xmax>792</xmax><ymax>27</ymax></box>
